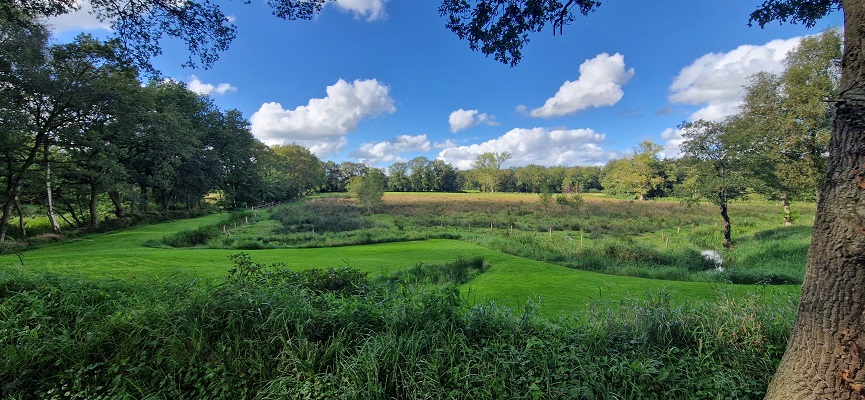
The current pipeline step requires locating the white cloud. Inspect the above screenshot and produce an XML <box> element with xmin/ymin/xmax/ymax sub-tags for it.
<box><xmin>668</xmin><ymin>37</ymin><xmax>801</xmax><ymax>121</ymax></box>
<box><xmin>660</xmin><ymin>127</ymin><xmax>687</xmax><ymax>158</ymax></box>
<box><xmin>448</xmin><ymin>109</ymin><xmax>498</xmax><ymax>133</ymax></box>
<box><xmin>250</xmin><ymin>79</ymin><xmax>395</xmax><ymax>156</ymax></box>
<box><xmin>306</xmin><ymin>138</ymin><xmax>348</xmax><ymax>158</ymax></box>
<box><xmin>434</xmin><ymin>139</ymin><xmax>457</xmax><ymax>149</ymax></box>
<box><xmin>530</xmin><ymin>53</ymin><xmax>634</xmax><ymax>118</ymax></box>
<box><xmin>45</xmin><ymin>1</ymin><xmax>111</xmax><ymax>32</ymax></box>
<box><xmin>187</xmin><ymin>75</ymin><xmax>237</xmax><ymax>96</ymax></box>
<box><xmin>437</xmin><ymin>127</ymin><xmax>613</xmax><ymax>169</ymax></box>
<box><xmin>662</xmin><ymin>37</ymin><xmax>802</xmax><ymax>156</ymax></box>
<box><xmin>350</xmin><ymin>134</ymin><xmax>432</xmax><ymax>165</ymax></box>
<box><xmin>333</xmin><ymin>0</ymin><xmax>388</xmax><ymax>21</ymax></box>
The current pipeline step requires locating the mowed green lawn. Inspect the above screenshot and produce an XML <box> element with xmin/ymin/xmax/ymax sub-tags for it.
<box><xmin>0</xmin><ymin>213</ymin><xmax>798</xmax><ymax>316</ymax></box>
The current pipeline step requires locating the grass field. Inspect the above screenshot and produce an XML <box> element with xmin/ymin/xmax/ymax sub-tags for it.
<box><xmin>0</xmin><ymin>192</ymin><xmax>806</xmax><ymax>315</ymax></box>
<box><xmin>0</xmin><ymin>193</ymin><xmax>807</xmax><ymax>398</ymax></box>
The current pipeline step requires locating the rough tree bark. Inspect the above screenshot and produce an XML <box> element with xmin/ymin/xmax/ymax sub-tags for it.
<box><xmin>765</xmin><ymin>0</ymin><xmax>865</xmax><ymax>397</ymax></box>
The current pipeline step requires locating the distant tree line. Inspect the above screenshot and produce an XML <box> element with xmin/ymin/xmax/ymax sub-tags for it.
<box><xmin>1</xmin><ymin>12</ymin><xmax>839</xmax><ymax>248</ymax></box>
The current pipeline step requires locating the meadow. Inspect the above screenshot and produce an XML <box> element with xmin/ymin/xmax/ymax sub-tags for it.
<box><xmin>177</xmin><ymin>192</ymin><xmax>812</xmax><ymax>286</ymax></box>
<box><xmin>0</xmin><ymin>192</ymin><xmax>812</xmax><ymax>398</ymax></box>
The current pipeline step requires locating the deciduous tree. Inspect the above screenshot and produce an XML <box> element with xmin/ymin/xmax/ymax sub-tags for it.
<box><xmin>386</xmin><ymin>161</ymin><xmax>410</xmax><ymax>192</ymax></box>
<box><xmin>347</xmin><ymin>168</ymin><xmax>386</xmax><ymax>212</ymax></box>
<box><xmin>472</xmin><ymin>152</ymin><xmax>510</xmax><ymax>192</ymax></box>
<box><xmin>601</xmin><ymin>141</ymin><xmax>665</xmax><ymax>200</ymax></box>
<box><xmin>679</xmin><ymin>119</ymin><xmax>753</xmax><ymax>248</ymax></box>
<box><xmin>739</xmin><ymin>29</ymin><xmax>841</xmax><ymax>226</ymax></box>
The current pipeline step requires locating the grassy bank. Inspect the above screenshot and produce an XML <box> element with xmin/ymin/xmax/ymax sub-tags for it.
<box><xmin>0</xmin><ymin>260</ymin><xmax>795</xmax><ymax>399</ymax></box>
<box><xmin>0</xmin><ymin>215</ymin><xmax>797</xmax><ymax>316</ymax></box>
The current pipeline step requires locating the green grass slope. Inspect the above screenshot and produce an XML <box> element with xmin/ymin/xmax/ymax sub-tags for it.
<box><xmin>0</xmin><ymin>213</ymin><xmax>797</xmax><ymax>316</ymax></box>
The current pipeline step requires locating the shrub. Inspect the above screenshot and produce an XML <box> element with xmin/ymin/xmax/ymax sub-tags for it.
<box><xmin>162</xmin><ymin>225</ymin><xmax>219</xmax><ymax>247</ymax></box>
<box><xmin>161</xmin><ymin>211</ymin><xmax>256</xmax><ymax>248</ymax></box>
<box><xmin>555</xmin><ymin>193</ymin><xmax>570</xmax><ymax>206</ymax></box>
<box><xmin>381</xmin><ymin>256</ymin><xmax>489</xmax><ymax>286</ymax></box>
<box><xmin>570</xmin><ymin>193</ymin><xmax>584</xmax><ymax>208</ymax></box>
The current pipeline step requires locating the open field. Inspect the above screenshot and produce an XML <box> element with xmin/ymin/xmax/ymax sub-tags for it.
<box><xmin>182</xmin><ymin>192</ymin><xmax>814</xmax><ymax>284</ymax></box>
<box><xmin>0</xmin><ymin>192</ymin><xmax>809</xmax><ymax>398</ymax></box>
<box><xmin>1</xmin><ymin>192</ymin><xmax>809</xmax><ymax>315</ymax></box>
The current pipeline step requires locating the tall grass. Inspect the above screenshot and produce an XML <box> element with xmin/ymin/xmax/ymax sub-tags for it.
<box><xmin>160</xmin><ymin>211</ymin><xmax>259</xmax><ymax>248</ymax></box>
<box><xmin>1</xmin><ymin>253</ymin><xmax>795</xmax><ymax>399</ymax></box>
<box><xmin>224</xmin><ymin>194</ymin><xmax>811</xmax><ymax>284</ymax></box>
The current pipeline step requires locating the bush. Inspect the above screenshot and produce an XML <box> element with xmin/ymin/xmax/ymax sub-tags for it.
<box><xmin>381</xmin><ymin>256</ymin><xmax>489</xmax><ymax>286</ymax></box>
<box><xmin>721</xmin><ymin>270</ymin><xmax>798</xmax><ymax>285</ymax></box>
<box><xmin>162</xmin><ymin>225</ymin><xmax>219</xmax><ymax>247</ymax></box>
<box><xmin>555</xmin><ymin>193</ymin><xmax>570</xmax><ymax>206</ymax></box>
<box><xmin>162</xmin><ymin>211</ymin><xmax>256</xmax><ymax>248</ymax></box>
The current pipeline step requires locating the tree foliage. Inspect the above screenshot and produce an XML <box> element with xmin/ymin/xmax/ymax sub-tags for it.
<box><xmin>601</xmin><ymin>141</ymin><xmax>666</xmax><ymax>200</ymax></box>
<box><xmin>347</xmin><ymin>168</ymin><xmax>385</xmax><ymax>212</ymax></box>
<box><xmin>747</xmin><ymin>0</ymin><xmax>841</xmax><ymax>28</ymax></box>
<box><xmin>0</xmin><ymin>14</ymin><xmax>325</xmax><ymax>240</ymax></box>
<box><xmin>736</xmin><ymin>29</ymin><xmax>841</xmax><ymax>225</ymax></box>
<box><xmin>679</xmin><ymin>119</ymin><xmax>755</xmax><ymax>248</ymax></box>
<box><xmin>439</xmin><ymin>0</ymin><xmax>602</xmax><ymax>66</ymax></box>
<box><xmin>472</xmin><ymin>152</ymin><xmax>511</xmax><ymax>192</ymax></box>
<box><xmin>4</xmin><ymin>0</ymin><xmax>236</xmax><ymax>73</ymax></box>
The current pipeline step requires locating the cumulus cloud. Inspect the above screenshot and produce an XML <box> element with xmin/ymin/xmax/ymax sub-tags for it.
<box><xmin>661</xmin><ymin>37</ymin><xmax>802</xmax><ymax>156</ymax></box>
<box><xmin>187</xmin><ymin>75</ymin><xmax>237</xmax><ymax>96</ymax></box>
<box><xmin>250</xmin><ymin>79</ymin><xmax>395</xmax><ymax>157</ymax></box>
<box><xmin>448</xmin><ymin>109</ymin><xmax>498</xmax><ymax>133</ymax></box>
<box><xmin>530</xmin><ymin>53</ymin><xmax>634</xmax><ymax>118</ymax></box>
<box><xmin>437</xmin><ymin>127</ymin><xmax>613</xmax><ymax>169</ymax></box>
<box><xmin>434</xmin><ymin>139</ymin><xmax>457</xmax><ymax>149</ymax></box>
<box><xmin>305</xmin><ymin>138</ymin><xmax>349</xmax><ymax>159</ymax></box>
<box><xmin>668</xmin><ymin>37</ymin><xmax>801</xmax><ymax>121</ymax></box>
<box><xmin>333</xmin><ymin>0</ymin><xmax>388</xmax><ymax>21</ymax></box>
<box><xmin>660</xmin><ymin>127</ymin><xmax>688</xmax><ymax>158</ymax></box>
<box><xmin>350</xmin><ymin>134</ymin><xmax>432</xmax><ymax>165</ymax></box>
<box><xmin>45</xmin><ymin>1</ymin><xmax>111</xmax><ymax>32</ymax></box>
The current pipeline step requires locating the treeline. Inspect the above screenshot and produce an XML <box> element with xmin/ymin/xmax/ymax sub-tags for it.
<box><xmin>1</xmin><ymin>11</ymin><xmax>839</xmax><ymax>246</ymax></box>
<box><xmin>0</xmin><ymin>11</ymin><xmax>326</xmax><ymax>242</ymax></box>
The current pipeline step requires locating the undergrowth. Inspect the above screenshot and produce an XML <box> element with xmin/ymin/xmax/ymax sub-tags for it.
<box><xmin>0</xmin><ymin>253</ymin><xmax>795</xmax><ymax>399</ymax></box>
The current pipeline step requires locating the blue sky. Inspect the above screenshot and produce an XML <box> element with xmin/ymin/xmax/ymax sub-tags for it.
<box><xmin>48</xmin><ymin>0</ymin><xmax>842</xmax><ymax>169</ymax></box>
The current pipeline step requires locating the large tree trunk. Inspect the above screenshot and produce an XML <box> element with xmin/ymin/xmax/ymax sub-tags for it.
<box><xmin>0</xmin><ymin>187</ymin><xmax>19</xmax><ymax>242</ymax></box>
<box><xmin>766</xmin><ymin>1</ymin><xmax>865</xmax><ymax>397</ymax></box>
<box><xmin>0</xmin><ymin>132</ymin><xmax>50</xmax><ymax>242</ymax></box>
